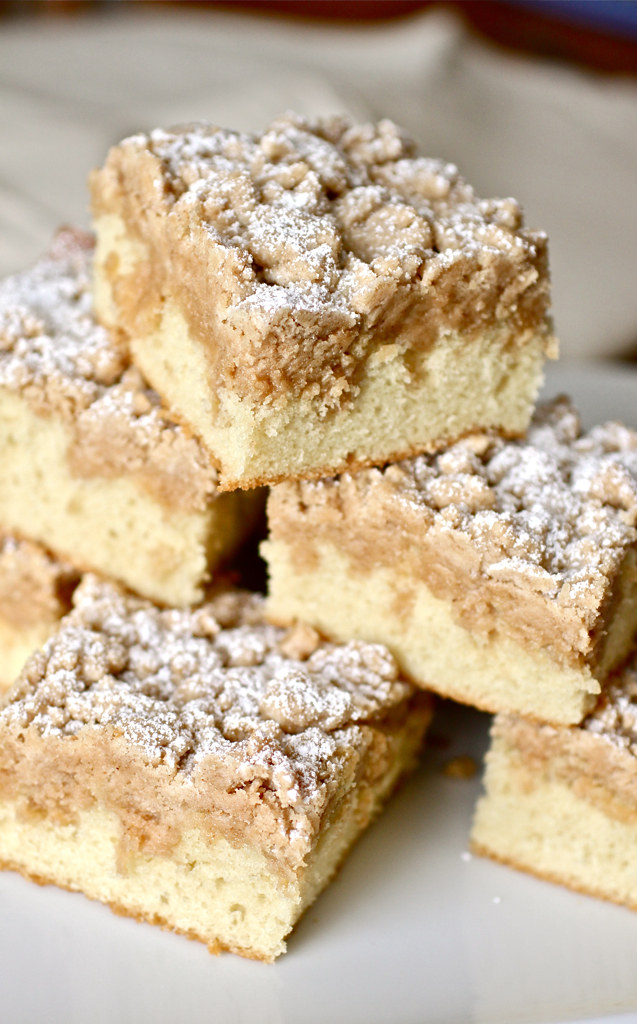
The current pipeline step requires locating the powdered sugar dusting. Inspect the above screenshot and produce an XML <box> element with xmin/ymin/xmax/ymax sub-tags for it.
<box><xmin>129</xmin><ymin>113</ymin><xmax>542</xmax><ymax>319</ymax></box>
<box><xmin>6</xmin><ymin>577</ymin><xmax>413</xmax><ymax>803</ymax></box>
<box><xmin>400</xmin><ymin>397</ymin><xmax>637</xmax><ymax>593</ymax></box>
<box><xmin>0</xmin><ymin>230</ymin><xmax>125</xmax><ymax>410</ymax></box>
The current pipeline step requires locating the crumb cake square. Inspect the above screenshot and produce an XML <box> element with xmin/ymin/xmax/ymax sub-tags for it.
<box><xmin>471</xmin><ymin>662</ymin><xmax>637</xmax><ymax>911</ymax></box>
<box><xmin>0</xmin><ymin>534</ymin><xmax>78</xmax><ymax>692</ymax></box>
<box><xmin>0</xmin><ymin>229</ymin><xmax>263</xmax><ymax>606</ymax></box>
<box><xmin>0</xmin><ymin>576</ymin><xmax>431</xmax><ymax>961</ymax></box>
<box><xmin>264</xmin><ymin>398</ymin><xmax>637</xmax><ymax>725</ymax></box>
<box><xmin>91</xmin><ymin>113</ymin><xmax>555</xmax><ymax>489</ymax></box>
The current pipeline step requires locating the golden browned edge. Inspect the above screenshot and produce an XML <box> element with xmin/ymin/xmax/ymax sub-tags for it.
<box><xmin>215</xmin><ymin>424</ymin><xmax>526</xmax><ymax>492</ymax></box>
<box><xmin>469</xmin><ymin>839</ymin><xmax>637</xmax><ymax>916</ymax></box>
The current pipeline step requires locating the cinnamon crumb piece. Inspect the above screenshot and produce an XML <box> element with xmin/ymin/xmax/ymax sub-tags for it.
<box><xmin>279</xmin><ymin>623</ymin><xmax>322</xmax><ymax>661</ymax></box>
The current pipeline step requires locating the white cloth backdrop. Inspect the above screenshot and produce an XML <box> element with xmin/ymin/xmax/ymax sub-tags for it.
<box><xmin>1</xmin><ymin>6</ymin><xmax>636</xmax><ymax>357</ymax></box>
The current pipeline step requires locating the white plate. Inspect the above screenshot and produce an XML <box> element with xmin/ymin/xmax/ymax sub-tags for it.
<box><xmin>3</xmin><ymin>360</ymin><xmax>637</xmax><ymax>1024</ymax></box>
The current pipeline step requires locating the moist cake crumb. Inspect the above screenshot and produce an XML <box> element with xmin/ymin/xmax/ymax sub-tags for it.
<box><xmin>91</xmin><ymin>113</ymin><xmax>554</xmax><ymax>489</ymax></box>
<box><xmin>471</xmin><ymin>651</ymin><xmax>637</xmax><ymax>914</ymax></box>
<box><xmin>264</xmin><ymin>396</ymin><xmax>637</xmax><ymax>723</ymax></box>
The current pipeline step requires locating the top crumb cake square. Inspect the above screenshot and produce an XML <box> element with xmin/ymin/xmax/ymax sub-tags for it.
<box><xmin>91</xmin><ymin>113</ymin><xmax>556</xmax><ymax>489</ymax></box>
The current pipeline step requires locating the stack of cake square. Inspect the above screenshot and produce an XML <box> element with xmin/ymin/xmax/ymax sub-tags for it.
<box><xmin>2</xmin><ymin>111</ymin><xmax>637</xmax><ymax>959</ymax></box>
<box><xmin>0</xmin><ymin>222</ymin><xmax>431</xmax><ymax>963</ymax></box>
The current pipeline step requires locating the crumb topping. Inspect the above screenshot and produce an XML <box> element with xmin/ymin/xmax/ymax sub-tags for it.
<box><xmin>70</xmin><ymin>367</ymin><xmax>218</xmax><ymax>510</ymax></box>
<box><xmin>0</xmin><ymin>230</ymin><xmax>218</xmax><ymax>509</ymax></box>
<box><xmin>0</xmin><ymin>230</ymin><xmax>125</xmax><ymax>412</ymax></box>
<box><xmin>497</xmin><ymin>667</ymin><xmax>637</xmax><ymax>812</ymax></box>
<box><xmin>96</xmin><ymin>113</ymin><xmax>552</xmax><ymax>407</ymax></box>
<box><xmin>6</xmin><ymin>577</ymin><xmax>413</xmax><ymax>806</ymax></box>
<box><xmin>138</xmin><ymin>113</ymin><xmax>532</xmax><ymax>311</ymax></box>
<box><xmin>290</xmin><ymin>397</ymin><xmax>637</xmax><ymax>604</ymax></box>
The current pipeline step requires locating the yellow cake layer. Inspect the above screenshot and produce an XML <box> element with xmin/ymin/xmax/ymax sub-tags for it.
<box><xmin>96</xmin><ymin>237</ymin><xmax>548</xmax><ymax>490</ymax></box>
